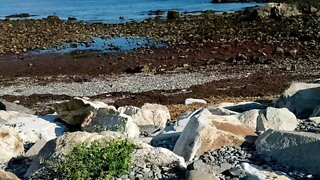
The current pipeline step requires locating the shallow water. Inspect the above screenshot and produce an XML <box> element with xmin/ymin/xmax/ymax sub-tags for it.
<box><xmin>33</xmin><ymin>37</ymin><xmax>166</xmax><ymax>54</ymax></box>
<box><xmin>0</xmin><ymin>0</ymin><xmax>263</xmax><ymax>23</ymax></box>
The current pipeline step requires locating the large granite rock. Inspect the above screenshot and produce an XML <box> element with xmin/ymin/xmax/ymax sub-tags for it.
<box><xmin>81</xmin><ymin>107</ymin><xmax>140</xmax><ymax>139</ymax></box>
<box><xmin>275</xmin><ymin>83</ymin><xmax>320</xmax><ymax>118</ymax></box>
<box><xmin>0</xmin><ymin>111</ymin><xmax>66</xmax><ymax>143</ymax></box>
<box><xmin>238</xmin><ymin>107</ymin><xmax>298</xmax><ymax>133</ymax></box>
<box><xmin>25</xmin><ymin>131</ymin><xmax>186</xmax><ymax>178</ymax></box>
<box><xmin>54</xmin><ymin>97</ymin><xmax>110</xmax><ymax>125</ymax></box>
<box><xmin>256</xmin><ymin>129</ymin><xmax>320</xmax><ymax>175</ymax></box>
<box><xmin>173</xmin><ymin>108</ymin><xmax>256</xmax><ymax>162</ymax></box>
<box><xmin>118</xmin><ymin>103</ymin><xmax>170</xmax><ymax>130</ymax></box>
<box><xmin>0</xmin><ymin>126</ymin><xmax>24</xmax><ymax>164</ymax></box>
<box><xmin>258</xmin><ymin>107</ymin><xmax>298</xmax><ymax>133</ymax></box>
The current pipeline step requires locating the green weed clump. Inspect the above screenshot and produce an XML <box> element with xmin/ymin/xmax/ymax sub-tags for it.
<box><xmin>51</xmin><ymin>139</ymin><xmax>135</xmax><ymax>180</ymax></box>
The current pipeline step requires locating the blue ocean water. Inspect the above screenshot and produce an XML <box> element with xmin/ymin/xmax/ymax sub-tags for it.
<box><xmin>33</xmin><ymin>37</ymin><xmax>166</xmax><ymax>54</ymax></box>
<box><xmin>0</xmin><ymin>0</ymin><xmax>263</xmax><ymax>23</ymax></box>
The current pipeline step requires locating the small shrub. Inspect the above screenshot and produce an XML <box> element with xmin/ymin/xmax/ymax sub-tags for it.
<box><xmin>50</xmin><ymin>139</ymin><xmax>135</xmax><ymax>180</ymax></box>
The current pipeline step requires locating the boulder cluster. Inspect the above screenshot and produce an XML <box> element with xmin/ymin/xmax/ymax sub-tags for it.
<box><xmin>0</xmin><ymin>82</ymin><xmax>319</xmax><ymax>179</ymax></box>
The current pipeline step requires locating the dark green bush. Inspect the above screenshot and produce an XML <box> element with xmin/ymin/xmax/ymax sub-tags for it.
<box><xmin>51</xmin><ymin>139</ymin><xmax>135</xmax><ymax>180</ymax></box>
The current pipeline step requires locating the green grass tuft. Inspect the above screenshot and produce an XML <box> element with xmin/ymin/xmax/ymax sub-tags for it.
<box><xmin>50</xmin><ymin>139</ymin><xmax>135</xmax><ymax>180</ymax></box>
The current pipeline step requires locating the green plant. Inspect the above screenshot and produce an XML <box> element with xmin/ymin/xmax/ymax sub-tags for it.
<box><xmin>51</xmin><ymin>139</ymin><xmax>135</xmax><ymax>180</ymax></box>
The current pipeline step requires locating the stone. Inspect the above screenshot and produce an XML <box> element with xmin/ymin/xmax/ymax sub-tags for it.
<box><xmin>275</xmin><ymin>83</ymin><xmax>320</xmax><ymax>118</ymax></box>
<box><xmin>256</xmin><ymin>129</ymin><xmax>320</xmax><ymax>176</ymax></box>
<box><xmin>0</xmin><ymin>170</ymin><xmax>19</xmax><ymax>180</ymax></box>
<box><xmin>81</xmin><ymin>108</ymin><xmax>140</xmax><ymax>139</ymax></box>
<box><xmin>237</xmin><ymin>107</ymin><xmax>298</xmax><ymax>133</ymax></box>
<box><xmin>185</xmin><ymin>98</ymin><xmax>207</xmax><ymax>105</ymax></box>
<box><xmin>238</xmin><ymin>109</ymin><xmax>260</xmax><ymax>131</ymax></box>
<box><xmin>0</xmin><ymin>126</ymin><xmax>24</xmax><ymax>164</ymax></box>
<box><xmin>151</xmin><ymin>110</ymin><xmax>200</xmax><ymax>142</ymax></box>
<box><xmin>25</xmin><ymin>138</ymin><xmax>48</xmax><ymax>158</ymax></box>
<box><xmin>1</xmin><ymin>111</ymin><xmax>66</xmax><ymax>143</ymax></box>
<box><xmin>309</xmin><ymin>116</ymin><xmax>320</xmax><ymax>124</ymax></box>
<box><xmin>228</xmin><ymin>166</ymin><xmax>246</xmax><ymax>178</ymax></box>
<box><xmin>189</xmin><ymin>159</ymin><xmax>231</xmax><ymax>175</ymax></box>
<box><xmin>257</xmin><ymin>107</ymin><xmax>298</xmax><ymax>133</ymax></box>
<box><xmin>186</xmin><ymin>170</ymin><xmax>218</xmax><ymax>180</ymax></box>
<box><xmin>241</xmin><ymin>163</ymin><xmax>291</xmax><ymax>180</ymax></box>
<box><xmin>173</xmin><ymin>108</ymin><xmax>256</xmax><ymax>162</ymax></box>
<box><xmin>118</xmin><ymin>103</ymin><xmax>170</xmax><ymax>130</ymax></box>
<box><xmin>188</xmin><ymin>160</ymin><xmax>216</xmax><ymax>174</ymax></box>
<box><xmin>132</xmin><ymin>146</ymin><xmax>186</xmax><ymax>170</ymax></box>
<box><xmin>167</xmin><ymin>10</ymin><xmax>180</xmax><ymax>19</ymax></box>
<box><xmin>54</xmin><ymin>97</ymin><xmax>111</xmax><ymax>125</ymax></box>
<box><xmin>25</xmin><ymin>131</ymin><xmax>186</xmax><ymax>178</ymax></box>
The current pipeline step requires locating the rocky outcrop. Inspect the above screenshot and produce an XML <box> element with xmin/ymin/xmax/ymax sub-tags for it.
<box><xmin>173</xmin><ymin>108</ymin><xmax>256</xmax><ymax>162</ymax></box>
<box><xmin>256</xmin><ymin>129</ymin><xmax>320</xmax><ymax>175</ymax></box>
<box><xmin>118</xmin><ymin>103</ymin><xmax>170</xmax><ymax>130</ymax></box>
<box><xmin>275</xmin><ymin>83</ymin><xmax>320</xmax><ymax>118</ymax></box>
<box><xmin>0</xmin><ymin>127</ymin><xmax>24</xmax><ymax>164</ymax></box>
<box><xmin>54</xmin><ymin>97</ymin><xmax>110</xmax><ymax>125</ymax></box>
<box><xmin>81</xmin><ymin>107</ymin><xmax>140</xmax><ymax>139</ymax></box>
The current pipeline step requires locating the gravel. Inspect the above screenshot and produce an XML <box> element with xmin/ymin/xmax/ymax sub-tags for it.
<box><xmin>196</xmin><ymin>146</ymin><xmax>317</xmax><ymax>180</ymax></box>
<box><xmin>295</xmin><ymin>119</ymin><xmax>320</xmax><ymax>133</ymax></box>
<box><xmin>0</xmin><ymin>72</ymin><xmax>240</xmax><ymax>97</ymax></box>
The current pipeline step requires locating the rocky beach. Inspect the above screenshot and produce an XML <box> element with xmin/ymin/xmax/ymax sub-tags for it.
<box><xmin>0</xmin><ymin>0</ymin><xmax>320</xmax><ymax>179</ymax></box>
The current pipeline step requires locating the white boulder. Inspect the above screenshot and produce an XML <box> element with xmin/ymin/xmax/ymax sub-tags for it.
<box><xmin>185</xmin><ymin>98</ymin><xmax>207</xmax><ymax>105</ymax></box>
<box><xmin>257</xmin><ymin>107</ymin><xmax>298</xmax><ymax>133</ymax></box>
<box><xmin>275</xmin><ymin>83</ymin><xmax>320</xmax><ymax>118</ymax></box>
<box><xmin>118</xmin><ymin>103</ymin><xmax>170</xmax><ymax>130</ymax></box>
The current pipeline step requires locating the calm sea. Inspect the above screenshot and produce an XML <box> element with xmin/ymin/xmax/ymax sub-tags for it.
<box><xmin>0</xmin><ymin>0</ymin><xmax>263</xmax><ymax>23</ymax></box>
